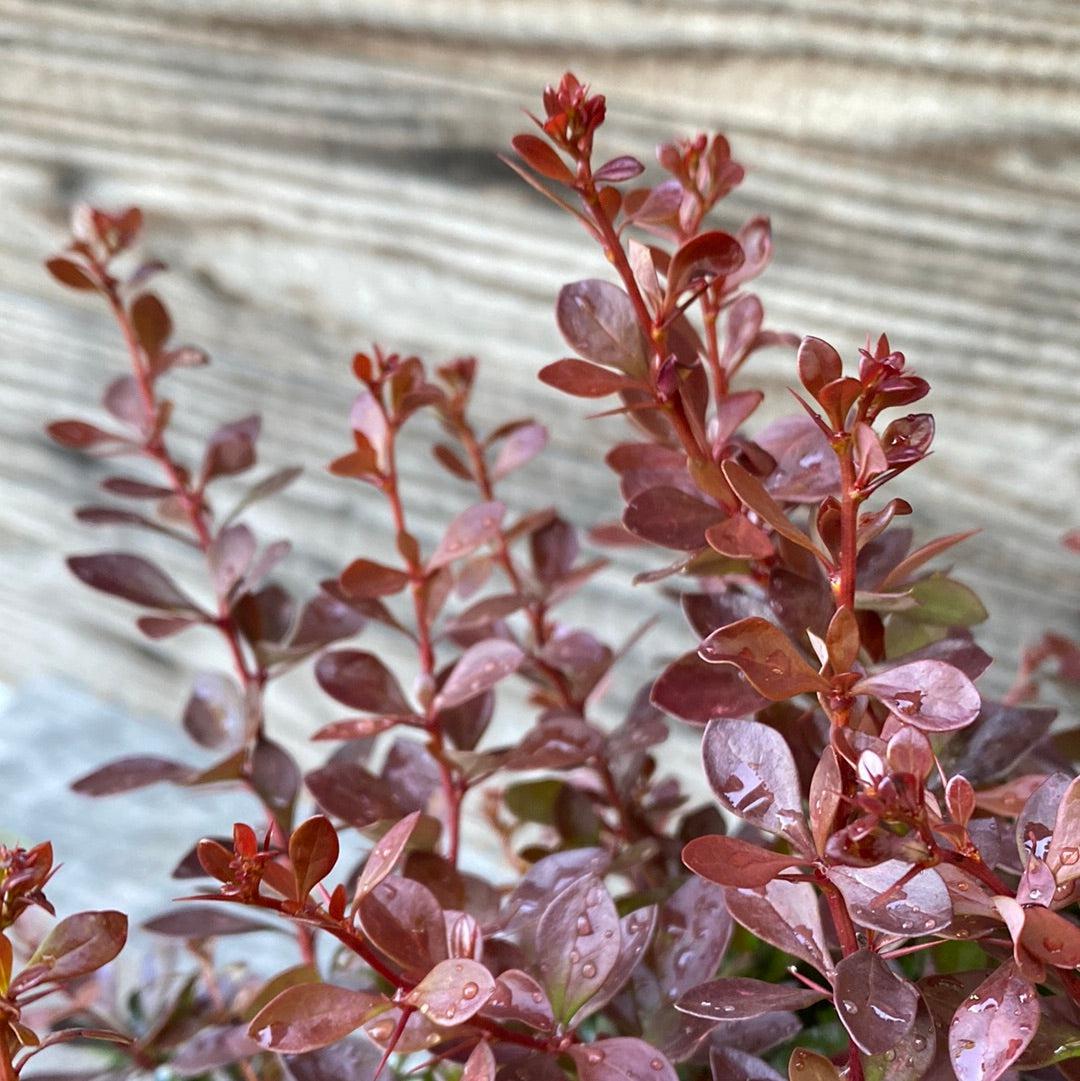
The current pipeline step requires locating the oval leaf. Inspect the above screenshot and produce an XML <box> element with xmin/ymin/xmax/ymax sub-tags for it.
<box><xmin>403</xmin><ymin>958</ymin><xmax>496</xmax><ymax>1026</ymax></box>
<box><xmin>676</xmin><ymin>977</ymin><xmax>825</xmax><ymax>1021</ymax></box>
<box><xmin>833</xmin><ymin>950</ymin><xmax>918</xmax><ymax>1055</ymax></box>
<box><xmin>433</xmin><ymin>639</ymin><xmax>524</xmax><ymax>711</ymax></box>
<box><xmin>948</xmin><ymin>962</ymin><xmax>1038</xmax><ymax>1081</ymax></box>
<box><xmin>315</xmin><ymin>650</ymin><xmax>412</xmax><ymax>715</ymax></box>
<box><xmin>248</xmin><ymin>984</ymin><xmax>381</xmax><ymax>1053</ymax></box>
<box><xmin>853</xmin><ymin>661</ymin><xmax>980</xmax><ymax>732</ymax></box>
<box><xmin>700</xmin><ymin>618</ymin><xmax>829</xmax><ymax>700</ymax></box>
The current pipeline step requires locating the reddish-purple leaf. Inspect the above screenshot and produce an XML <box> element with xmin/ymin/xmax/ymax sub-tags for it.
<box><xmin>676</xmin><ymin>978</ymin><xmax>825</xmax><ymax>1021</ymax></box>
<box><xmin>315</xmin><ymin>650</ymin><xmax>412</xmax><ymax>715</ymax></box>
<box><xmin>833</xmin><ymin>949</ymin><xmax>918</xmax><ymax>1054</ymax></box>
<box><xmin>306</xmin><ymin>761</ymin><xmax>398</xmax><ymax>827</ymax></box>
<box><xmin>182</xmin><ymin>673</ymin><xmax>246</xmax><ymax>750</ymax></box>
<box><xmin>482</xmin><ymin>969</ymin><xmax>555</xmax><ymax>1032</ymax></box>
<box><xmin>462</xmin><ymin>1041</ymin><xmax>497</xmax><ymax>1081</ymax></box>
<box><xmin>721</xmin><ymin>460</ymin><xmax>826</xmax><ymax>558</ymax></box>
<box><xmin>144</xmin><ymin>906</ymin><xmax>274</xmax><ymax>937</ymax></box>
<box><xmin>797</xmin><ymin>337</ymin><xmax>843</xmax><ymax>400</ymax></box>
<box><xmin>700</xmin><ymin>617</ymin><xmax>828</xmax><ymax>700</ymax></box>
<box><xmin>1047</xmin><ymin>776</ymin><xmax>1080</xmax><ymax>885</ymax></box>
<box><xmin>725</xmin><ymin>880</ymin><xmax>832</xmax><ymax>975</ymax></box>
<box><xmin>535</xmin><ymin>874</ymin><xmax>620</xmax><ymax>1023</ymax></box>
<box><xmin>624</xmin><ymin>487</ymin><xmax>725</xmax><ymax>550</ymax></box>
<box><xmin>701</xmin><ymin>718</ymin><xmax>811</xmax><ymax>847</ymax></box>
<box><xmin>46</xmin><ymin>256</ymin><xmax>99</xmax><ymax>290</ymax></box>
<box><xmin>853</xmin><ymin>660</ymin><xmax>980</xmax><ymax>731</ymax></box>
<box><xmin>68</xmin><ymin>553</ymin><xmax>199</xmax><ymax>612</ymax></box>
<box><xmin>428</xmin><ymin>502</ymin><xmax>506</xmax><ymax>570</ymax></box>
<box><xmin>652</xmin><ymin>877</ymin><xmax>732</xmax><ymax>1001</ymax></box>
<box><xmin>826</xmin><ymin>861</ymin><xmax>951</xmax><ymax>936</ymax></box>
<box><xmin>289</xmin><ymin>816</ymin><xmax>339</xmax><ymax>902</ymax></box>
<box><xmin>202</xmin><ymin>415</ymin><xmax>260</xmax><ymax>483</ymax></box>
<box><xmin>683</xmin><ymin>835</ymin><xmax>807</xmax><ymax>889</ymax></box>
<box><xmin>948</xmin><ymin>962</ymin><xmax>1038</xmax><ymax>1081</ymax></box>
<box><xmin>705</xmin><ymin>515</ymin><xmax>774</xmax><ymax>560</ymax></box>
<box><xmin>880</xmin><ymin>530</ymin><xmax>979</xmax><ymax>591</ymax></box>
<box><xmin>248</xmin><ymin>984</ymin><xmax>381</xmax><ymax>1053</ymax></box>
<box><xmin>493</xmin><ymin>422</ymin><xmax>548</xmax><ymax>480</ymax></box>
<box><xmin>28</xmin><ymin>911</ymin><xmax>127</xmax><ymax>982</ymax></box>
<box><xmin>539</xmin><ymin>359</ymin><xmax>641</xmax><ymax>398</ymax></box>
<box><xmin>403</xmin><ymin>958</ymin><xmax>495</xmax><ymax>1025</ymax></box>
<box><xmin>72</xmin><ymin>756</ymin><xmax>191</xmax><ymax>796</ymax></box>
<box><xmin>556</xmin><ymin>280</ymin><xmax>649</xmax><ymax>376</ymax></box>
<box><xmin>594</xmin><ymin>155</ymin><xmax>645</xmax><ymax>182</ymax></box>
<box><xmin>356</xmin><ymin>876</ymin><xmax>447</xmax><ymax>982</ymax></box>
<box><xmin>512</xmin><ymin>134</ymin><xmax>574</xmax><ymax>182</ymax></box>
<box><xmin>433</xmin><ymin>639</ymin><xmax>524</xmax><ymax>711</ymax></box>
<box><xmin>168</xmin><ymin>1026</ymin><xmax>262</xmax><ymax>1074</ymax></box>
<box><xmin>569</xmin><ymin>1038</ymin><xmax>677</xmax><ymax>1081</ymax></box>
<box><xmin>651</xmin><ymin>651</ymin><xmax>768</xmax><ymax>725</ymax></box>
<box><xmin>667</xmin><ymin>231</ymin><xmax>745</xmax><ymax>297</ymax></box>
<box><xmin>355</xmin><ymin>811</ymin><xmax>422</xmax><ymax>899</ymax></box>
<box><xmin>339</xmin><ymin>558</ymin><xmax>411</xmax><ymax>599</ymax></box>
<box><xmin>48</xmin><ymin>419</ymin><xmax>128</xmax><ymax>450</ymax></box>
<box><xmin>131</xmin><ymin>292</ymin><xmax>171</xmax><ymax>355</ymax></box>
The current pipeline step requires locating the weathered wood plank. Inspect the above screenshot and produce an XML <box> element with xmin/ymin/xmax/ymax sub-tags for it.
<box><xmin>0</xmin><ymin>0</ymin><xmax>1077</xmax><ymax>763</ymax></box>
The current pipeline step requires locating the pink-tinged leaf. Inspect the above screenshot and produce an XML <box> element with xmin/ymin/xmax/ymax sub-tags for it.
<box><xmin>797</xmin><ymin>337</ymin><xmax>843</xmax><ymax>400</ymax></box>
<box><xmin>356</xmin><ymin>877</ymin><xmax>447</xmax><ymax>982</ymax></box>
<box><xmin>182</xmin><ymin>673</ymin><xmax>246</xmax><ymax>750</ymax></box>
<box><xmin>594</xmin><ymin>155</ymin><xmax>645</xmax><ymax>182</ymax></box>
<box><xmin>315</xmin><ymin>650</ymin><xmax>412</xmax><ymax>715</ymax></box>
<box><xmin>809</xmin><ymin>747</ymin><xmax>842</xmax><ymax>856</ymax></box>
<box><xmin>462</xmin><ymin>1041</ymin><xmax>497</xmax><ymax>1081</ymax></box>
<box><xmin>433</xmin><ymin>639</ymin><xmax>524</xmax><ymax>711</ymax></box>
<box><xmin>202</xmin><ymin>415</ymin><xmax>260</xmax><ymax>483</ymax></box>
<box><xmin>403</xmin><ymin>958</ymin><xmax>495</xmax><ymax>1026</ymax></box>
<box><xmin>428</xmin><ymin>502</ymin><xmax>506</xmax><ymax>570</ymax></box>
<box><xmin>652</xmin><ymin>877</ymin><xmax>732</xmax><ymax>1000</ymax></box>
<box><xmin>570</xmin><ymin>1038</ymin><xmax>677</xmax><ymax>1081</ymax></box>
<box><xmin>144</xmin><ymin>906</ymin><xmax>274</xmax><ymax>937</ymax></box>
<box><xmin>676</xmin><ymin>978</ymin><xmax>825</xmax><ymax>1021</ymax></box>
<box><xmin>710</xmin><ymin>1047</ymin><xmax>785</xmax><ymax>1081</ymax></box>
<box><xmin>536</xmin><ymin>874</ymin><xmax>620</xmax><ymax>1023</ymax></box>
<box><xmin>493</xmin><ymin>422</ymin><xmax>548</xmax><ymax>480</ymax></box>
<box><xmin>948</xmin><ymin>962</ymin><xmax>1038</xmax><ymax>1081</ymax></box>
<box><xmin>540</xmin><ymin>358</ymin><xmax>642</xmax><ymax>398</ymax></box>
<box><xmin>248</xmin><ymin>984</ymin><xmax>381</xmax><ymax>1053</ymax></box>
<box><xmin>556</xmin><ymin>280</ymin><xmax>649</xmax><ymax>376</ymax></box>
<box><xmin>725</xmin><ymin>880</ymin><xmax>832</xmax><ymax>976</ymax></box>
<box><xmin>512</xmin><ymin>134</ymin><xmax>574</xmax><ymax>182</ymax></box>
<box><xmin>482</xmin><ymin>969</ymin><xmax>555</xmax><ymax>1032</ymax></box>
<box><xmin>1014</xmin><ymin>903</ymin><xmax>1080</xmax><ymax>968</ymax></box>
<box><xmin>355</xmin><ymin>812</ymin><xmax>422</xmax><ymax>899</ymax></box>
<box><xmin>880</xmin><ymin>530</ymin><xmax>979</xmax><ymax>591</ymax></box>
<box><xmin>339</xmin><ymin>558</ymin><xmax>411</xmax><ymax>600</ymax></box>
<box><xmin>28</xmin><ymin>911</ymin><xmax>127</xmax><ymax>982</ymax></box>
<box><xmin>68</xmin><ymin>553</ymin><xmax>199</xmax><ymax>612</ymax></box>
<box><xmin>705</xmin><ymin>516</ymin><xmax>774</xmax><ymax>560</ymax></box>
<box><xmin>1047</xmin><ymin>776</ymin><xmax>1080</xmax><ymax>885</ymax></box>
<box><xmin>833</xmin><ymin>949</ymin><xmax>917</xmax><ymax>1054</ymax></box>
<box><xmin>572</xmin><ymin>906</ymin><xmax>657</xmax><ymax>1025</ymax></box>
<box><xmin>72</xmin><ymin>756</ymin><xmax>191</xmax><ymax>796</ymax></box>
<box><xmin>312</xmin><ymin>714</ymin><xmax>405</xmax><ymax>741</ymax></box>
<box><xmin>289</xmin><ymin>816</ymin><xmax>339</xmax><ymax>902</ymax></box>
<box><xmin>101</xmin><ymin>376</ymin><xmax>143</xmax><ymax>428</ymax></box>
<box><xmin>683</xmin><ymin>835</ymin><xmax>807</xmax><ymax>889</ymax></box>
<box><xmin>666</xmin><ymin>231</ymin><xmax>745</xmax><ymax>297</ymax></box>
<box><xmin>721</xmin><ymin>461</ymin><xmax>827</xmax><ymax>559</ymax></box>
<box><xmin>208</xmin><ymin>524</ymin><xmax>256</xmax><ymax>597</ymax></box>
<box><xmin>853</xmin><ymin>660</ymin><xmax>980</xmax><ymax>731</ymax></box>
<box><xmin>826</xmin><ymin>861</ymin><xmax>951</xmax><ymax>936</ymax></box>
<box><xmin>46</xmin><ymin>256</ymin><xmax>99</xmax><ymax>290</ymax></box>
<box><xmin>700</xmin><ymin>618</ymin><xmax>829</xmax><ymax>700</ymax></box>
<box><xmin>48</xmin><ymin>419</ymin><xmax>129</xmax><ymax>451</ymax></box>
<box><xmin>624</xmin><ymin>487</ymin><xmax>724</xmax><ymax>550</ymax></box>
<box><xmin>168</xmin><ymin>1025</ymin><xmax>262</xmax><ymax>1074</ymax></box>
<box><xmin>631</xmin><ymin>179</ymin><xmax>683</xmax><ymax>224</ymax></box>
<box><xmin>702</xmin><ymin>718</ymin><xmax>810</xmax><ymax>847</ymax></box>
<box><xmin>651</xmin><ymin>650</ymin><xmax>768</xmax><ymax>724</ymax></box>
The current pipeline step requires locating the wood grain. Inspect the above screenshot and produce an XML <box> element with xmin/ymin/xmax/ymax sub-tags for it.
<box><xmin>0</xmin><ymin>0</ymin><xmax>1077</xmax><ymax>777</ymax></box>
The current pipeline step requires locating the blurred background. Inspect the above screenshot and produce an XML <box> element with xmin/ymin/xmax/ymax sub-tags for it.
<box><xmin>0</xmin><ymin>1</ymin><xmax>1078</xmax><ymax>914</ymax></box>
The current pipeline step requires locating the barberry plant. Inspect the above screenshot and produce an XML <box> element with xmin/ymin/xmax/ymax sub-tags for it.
<box><xmin>38</xmin><ymin>73</ymin><xmax>1080</xmax><ymax>1081</ymax></box>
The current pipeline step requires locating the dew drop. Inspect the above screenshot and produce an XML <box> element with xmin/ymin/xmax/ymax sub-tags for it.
<box><xmin>582</xmin><ymin>961</ymin><xmax>598</xmax><ymax>979</ymax></box>
<box><xmin>462</xmin><ymin>982</ymin><xmax>479</xmax><ymax>1000</ymax></box>
<box><xmin>586</xmin><ymin>1050</ymin><xmax>605</xmax><ymax>1064</ymax></box>
<box><xmin>649</xmin><ymin>1059</ymin><xmax>664</xmax><ymax>1072</ymax></box>
<box><xmin>576</xmin><ymin>914</ymin><xmax>594</xmax><ymax>936</ymax></box>
<box><xmin>842</xmin><ymin>1000</ymin><xmax>858</xmax><ymax>1015</ymax></box>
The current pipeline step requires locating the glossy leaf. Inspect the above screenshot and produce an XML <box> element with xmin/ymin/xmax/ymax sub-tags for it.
<box><xmin>355</xmin><ymin>812</ymin><xmax>422</xmax><ymax>899</ymax></box>
<box><xmin>72</xmin><ymin>756</ymin><xmax>191</xmax><ymax>796</ymax></box>
<box><xmin>853</xmin><ymin>660</ymin><xmax>980</xmax><ymax>731</ymax></box>
<box><xmin>540</xmin><ymin>358</ymin><xmax>641</xmax><ymax>398</ymax></box>
<box><xmin>315</xmin><ymin>650</ymin><xmax>412</xmax><ymax>715</ymax></box>
<box><xmin>289</xmin><ymin>816</ymin><xmax>339</xmax><ymax>902</ymax></box>
<box><xmin>339</xmin><ymin>559</ymin><xmax>411</xmax><ymax>599</ymax></box>
<box><xmin>721</xmin><ymin>461</ymin><xmax>826</xmax><ymax>559</ymax></box>
<box><xmin>676</xmin><ymin>978</ymin><xmax>825</xmax><ymax>1021</ymax></box>
<box><xmin>683</xmin><ymin>835</ymin><xmax>807</xmax><ymax>889</ymax></box>
<box><xmin>624</xmin><ymin>487</ymin><xmax>724</xmax><ymax>550</ymax></box>
<box><xmin>833</xmin><ymin>949</ymin><xmax>918</xmax><ymax>1054</ymax></box>
<box><xmin>556</xmin><ymin>280</ymin><xmax>649</xmax><ymax>376</ymax></box>
<box><xmin>29</xmin><ymin>911</ymin><xmax>127</xmax><ymax>982</ymax></box>
<box><xmin>569</xmin><ymin>1038</ymin><xmax>677</xmax><ymax>1081</ymax></box>
<box><xmin>699</xmin><ymin>618</ymin><xmax>829</xmax><ymax>700</ymax></box>
<box><xmin>68</xmin><ymin>553</ymin><xmax>199</xmax><ymax>612</ymax></box>
<box><xmin>404</xmin><ymin>958</ymin><xmax>495</xmax><ymax>1025</ymax></box>
<box><xmin>428</xmin><ymin>501</ymin><xmax>506</xmax><ymax>569</ymax></box>
<box><xmin>248</xmin><ymin>983</ymin><xmax>380</xmax><ymax>1053</ymax></box>
<box><xmin>651</xmin><ymin>650</ymin><xmax>768</xmax><ymax>724</ymax></box>
<box><xmin>725</xmin><ymin>879</ymin><xmax>832</xmax><ymax>975</ymax></box>
<box><xmin>826</xmin><ymin>861</ymin><xmax>951</xmax><ymax>936</ymax></box>
<box><xmin>433</xmin><ymin>639</ymin><xmax>524</xmax><ymax>711</ymax></box>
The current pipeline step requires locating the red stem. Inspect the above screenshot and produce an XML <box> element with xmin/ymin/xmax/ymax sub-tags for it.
<box><xmin>836</xmin><ymin>446</ymin><xmax>858</xmax><ymax>612</ymax></box>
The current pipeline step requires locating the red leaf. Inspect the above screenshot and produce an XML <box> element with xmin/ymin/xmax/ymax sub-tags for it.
<box><xmin>725</xmin><ymin>880</ymin><xmax>832</xmax><ymax>975</ymax></box>
<box><xmin>492</xmin><ymin>422</ymin><xmax>548</xmax><ymax>480</ymax></box>
<box><xmin>355</xmin><ymin>812</ymin><xmax>422</xmax><ymax>899</ymax></box>
<box><xmin>666</xmin><ymin>230</ymin><xmax>744</xmax><ymax>297</ymax></box>
<box><xmin>45</xmin><ymin>257</ymin><xmax>98</xmax><ymax>291</ymax></box>
<box><xmin>853</xmin><ymin>660</ymin><xmax>980</xmax><ymax>731</ymax></box>
<box><xmin>131</xmin><ymin>293</ymin><xmax>172</xmax><ymax>355</ymax></box>
<box><xmin>556</xmin><ymin>280</ymin><xmax>648</xmax><ymax>376</ymax></box>
<box><xmin>339</xmin><ymin>558</ymin><xmax>411</xmax><ymax>599</ymax></box>
<box><xmin>462</xmin><ymin>1041</ymin><xmax>497</xmax><ymax>1081</ymax></box>
<box><xmin>675</xmin><ymin>977</ymin><xmax>825</xmax><ymax>1021</ymax></box>
<box><xmin>48</xmin><ymin>419</ymin><xmax>127</xmax><ymax>450</ymax></box>
<box><xmin>202</xmin><ymin>415</ymin><xmax>260</xmax><ymax>483</ymax></box>
<box><xmin>428</xmin><ymin>502</ymin><xmax>506</xmax><ymax>570</ymax></box>
<box><xmin>947</xmin><ymin>962</ymin><xmax>1037</xmax><ymax>1081</ymax></box>
<box><xmin>481</xmin><ymin>969</ymin><xmax>555</xmax><ymax>1033</ymax></box>
<box><xmin>512</xmin><ymin>134</ymin><xmax>574</xmax><ymax>183</ymax></box>
<box><xmin>433</xmin><ymin>639</ymin><xmax>524</xmax><ymax>711</ymax></box>
<box><xmin>182</xmin><ymin>673</ymin><xmax>246</xmax><ymax>750</ymax></box>
<box><xmin>593</xmin><ymin>155</ymin><xmax>645</xmax><ymax>182</ymax></box>
<box><xmin>833</xmin><ymin>949</ymin><xmax>918</xmax><ymax>1054</ymax></box>
<box><xmin>699</xmin><ymin>617</ymin><xmax>829</xmax><ymax>699</ymax></box>
<box><xmin>540</xmin><ymin>359</ymin><xmax>641</xmax><ymax>399</ymax></box>
<box><xmin>68</xmin><ymin>553</ymin><xmax>199</xmax><ymax>612</ymax></box>
<box><xmin>880</xmin><ymin>530</ymin><xmax>979</xmax><ymax>591</ymax></box>
<box><xmin>312</xmin><ymin>715</ymin><xmax>405</xmax><ymax>741</ymax></box>
<box><xmin>705</xmin><ymin>515</ymin><xmax>773</xmax><ymax>560</ymax></box>
<box><xmin>403</xmin><ymin>958</ymin><xmax>495</xmax><ymax>1026</ymax></box>
<box><xmin>569</xmin><ymin>1038</ymin><xmax>676</xmax><ymax>1081</ymax></box>
<box><xmin>721</xmin><ymin>460</ymin><xmax>826</xmax><ymax>560</ymax></box>
<box><xmin>144</xmin><ymin>907</ymin><xmax>273</xmax><ymax>937</ymax></box>
<box><xmin>289</xmin><ymin>816</ymin><xmax>339</xmax><ymax>902</ymax></box>
<box><xmin>72</xmin><ymin>756</ymin><xmax>191</xmax><ymax>796</ymax></box>
<box><xmin>28</xmin><ymin>911</ymin><xmax>127</xmax><ymax>982</ymax></box>
<box><xmin>826</xmin><ymin>860</ymin><xmax>951</xmax><ymax>936</ymax></box>
<box><xmin>248</xmin><ymin>984</ymin><xmax>381</xmax><ymax>1053</ymax></box>
<box><xmin>315</xmin><ymin>650</ymin><xmax>412</xmax><ymax>715</ymax></box>
<box><xmin>797</xmin><ymin>336</ymin><xmax>843</xmax><ymax>400</ymax></box>
<box><xmin>623</xmin><ymin>487</ymin><xmax>724</xmax><ymax>550</ymax></box>
<box><xmin>682</xmin><ymin>835</ymin><xmax>807</xmax><ymax>889</ymax></box>
<box><xmin>650</xmin><ymin>649</ymin><xmax>768</xmax><ymax>725</ymax></box>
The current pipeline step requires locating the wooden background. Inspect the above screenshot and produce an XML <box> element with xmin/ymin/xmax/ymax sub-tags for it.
<box><xmin>1</xmin><ymin>0</ymin><xmax>1078</xmax><ymax>786</ymax></box>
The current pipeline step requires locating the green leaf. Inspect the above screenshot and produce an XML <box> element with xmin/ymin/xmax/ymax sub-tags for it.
<box><xmin>505</xmin><ymin>779</ymin><xmax>564</xmax><ymax>825</ymax></box>
<box><xmin>907</xmin><ymin>574</ymin><xmax>988</xmax><ymax>626</ymax></box>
